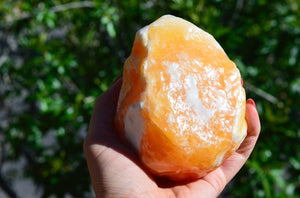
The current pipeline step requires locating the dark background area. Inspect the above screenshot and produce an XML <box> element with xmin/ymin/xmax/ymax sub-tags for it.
<box><xmin>0</xmin><ymin>0</ymin><xmax>299</xmax><ymax>197</ymax></box>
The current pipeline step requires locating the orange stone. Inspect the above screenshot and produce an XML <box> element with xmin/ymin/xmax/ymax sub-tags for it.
<box><xmin>114</xmin><ymin>15</ymin><xmax>247</xmax><ymax>181</ymax></box>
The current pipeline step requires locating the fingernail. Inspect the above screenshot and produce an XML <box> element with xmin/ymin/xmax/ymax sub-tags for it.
<box><xmin>247</xmin><ymin>98</ymin><xmax>256</xmax><ymax>109</ymax></box>
<box><xmin>241</xmin><ymin>78</ymin><xmax>244</xmax><ymax>87</ymax></box>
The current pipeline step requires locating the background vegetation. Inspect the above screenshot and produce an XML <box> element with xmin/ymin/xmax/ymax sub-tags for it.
<box><xmin>0</xmin><ymin>0</ymin><xmax>299</xmax><ymax>197</ymax></box>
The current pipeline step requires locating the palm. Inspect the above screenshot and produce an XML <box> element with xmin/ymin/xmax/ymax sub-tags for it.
<box><xmin>83</xmin><ymin>77</ymin><xmax>260</xmax><ymax>198</ymax></box>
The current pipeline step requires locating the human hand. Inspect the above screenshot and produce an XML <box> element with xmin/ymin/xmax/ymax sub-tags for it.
<box><xmin>83</xmin><ymin>76</ymin><xmax>260</xmax><ymax>198</ymax></box>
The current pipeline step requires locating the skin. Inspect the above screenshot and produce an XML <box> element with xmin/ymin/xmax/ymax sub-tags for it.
<box><xmin>83</xmin><ymin>76</ymin><xmax>261</xmax><ymax>198</ymax></box>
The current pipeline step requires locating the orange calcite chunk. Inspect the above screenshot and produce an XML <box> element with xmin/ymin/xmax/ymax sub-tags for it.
<box><xmin>114</xmin><ymin>15</ymin><xmax>247</xmax><ymax>181</ymax></box>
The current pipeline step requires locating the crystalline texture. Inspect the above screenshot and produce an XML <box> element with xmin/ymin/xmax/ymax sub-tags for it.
<box><xmin>115</xmin><ymin>15</ymin><xmax>247</xmax><ymax>181</ymax></box>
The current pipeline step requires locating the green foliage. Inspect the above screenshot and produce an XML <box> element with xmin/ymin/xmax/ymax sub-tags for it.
<box><xmin>0</xmin><ymin>0</ymin><xmax>299</xmax><ymax>197</ymax></box>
